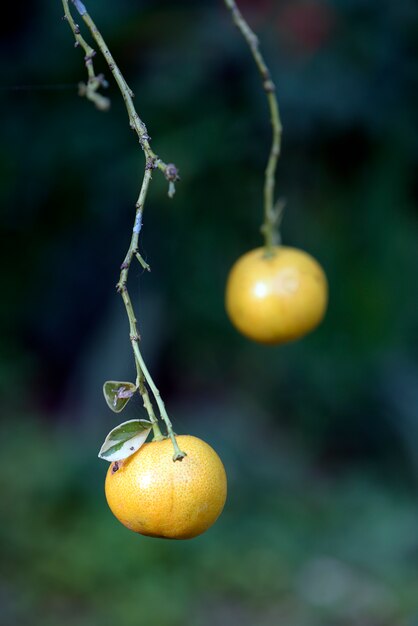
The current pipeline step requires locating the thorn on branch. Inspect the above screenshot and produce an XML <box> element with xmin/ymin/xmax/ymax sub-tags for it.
<box><xmin>164</xmin><ymin>164</ymin><xmax>179</xmax><ymax>199</ymax></box>
<box><xmin>134</xmin><ymin>251</ymin><xmax>151</xmax><ymax>272</ymax></box>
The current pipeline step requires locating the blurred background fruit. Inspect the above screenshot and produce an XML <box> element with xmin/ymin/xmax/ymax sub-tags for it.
<box><xmin>225</xmin><ymin>246</ymin><xmax>328</xmax><ymax>343</ymax></box>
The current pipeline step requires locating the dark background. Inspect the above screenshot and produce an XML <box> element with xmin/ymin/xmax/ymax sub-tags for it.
<box><xmin>1</xmin><ymin>1</ymin><xmax>418</xmax><ymax>624</ymax></box>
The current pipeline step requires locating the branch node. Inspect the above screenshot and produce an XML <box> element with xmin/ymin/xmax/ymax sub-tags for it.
<box><xmin>263</xmin><ymin>80</ymin><xmax>275</xmax><ymax>93</ymax></box>
<box><xmin>165</xmin><ymin>163</ymin><xmax>180</xmax><ymax>182</ymax></box>
<box><xmin>146</xmin><ymin>157</ymin><xmax>156</xmax><ymax>170</ymax></box>
<box><xmin>84</xmin><ymin>50</ymin><xmax>96</xmax><ymax>61</ymax></box>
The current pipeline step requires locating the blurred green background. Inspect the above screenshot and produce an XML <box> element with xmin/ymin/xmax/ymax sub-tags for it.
<box><xmin>1</xmin><ymin>0</ymin><xmax>418</xmax><ymax>624</ymax></box>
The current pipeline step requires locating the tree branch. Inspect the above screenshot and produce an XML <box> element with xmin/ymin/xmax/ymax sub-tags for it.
<box><xmin>62</xmin><ymin>0</ymin><xmax>185</xmax><ymax>460</ymax></box>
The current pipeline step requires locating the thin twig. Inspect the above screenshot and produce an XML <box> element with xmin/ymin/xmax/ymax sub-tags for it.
<box><xmin>62</xmin><ymin>0</ymin><xmax>185</xmax><ymax>459</ymax></box>
<box><xmin>223</xmin><ymin>0</ymin><xmax>283</xmax><ymax>252</ymax></box>
<box><xmin>69</xmin><ymin>0</ymin><xmax>180</xmax><ymax>186</ymax></box>
<box><xmin>62</xmin><ymin>0</ymin><xmax>110</xmax><ymax>110</ymax></box>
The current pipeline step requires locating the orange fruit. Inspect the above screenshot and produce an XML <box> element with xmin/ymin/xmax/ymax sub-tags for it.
<box><xmin>105</xmin><ymin>435</ymin><xmax>227</xmax><ymax>539</ymax></box>
<box><xmin>225</xmin><ymin>246</ymin><xmax>328</xmax><ymax>344</ymax></box>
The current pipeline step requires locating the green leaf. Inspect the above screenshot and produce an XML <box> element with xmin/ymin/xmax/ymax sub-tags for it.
<box><xmin>103</xmin><ymin>381</ymin><xmax>137</xmax><ymax>413</ymax></box>
<box><xmin>98</xmin><ymin>419</ymin><xmax>152</xmax><ymax>462</ymax></box>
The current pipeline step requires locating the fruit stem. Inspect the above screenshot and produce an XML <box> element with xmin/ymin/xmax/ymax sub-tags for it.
<box><xmin>114</xmin><ymin>157</ymin><xmax>184</xmax><ymax>458</ymax></box>
<box><xmin>62</xmin><ymin>0</ymin><xmax>184</xmax><ymax>459</ymax></box>
<box><xmin>138</xmin><ymin>372</ymin><xmax>163</xmax><ymax>441</ymax></box>
<box><xmin>132</xmin><ymin>341</ymin><xmax>186</xmax><ymax>461</ymax></box>
<box><xmin>223</xmin><ymin>0</ymin><xmax>283</xmax><ymax>254</ymax></box>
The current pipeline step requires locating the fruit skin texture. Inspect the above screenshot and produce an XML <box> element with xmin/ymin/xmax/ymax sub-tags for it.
<box><xmin>225</xmin><ymin>246</ymin><xmax>328</xmax><ymax>345</ymax></box>
<box><xmin>105</xmin><ymin>435</ymin><xmax>227</xmax><ymax>540</ymax></box>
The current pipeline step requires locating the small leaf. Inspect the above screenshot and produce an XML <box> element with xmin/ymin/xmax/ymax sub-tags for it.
<box><xmin>103</xmin><ymin>381</ymin><xmax>137</xmax><ymax>413</ymax></box>
<box><xmin>98</xmin><ymin>419</ymin><xmax>152</xmax><ymax>462</ymax></box>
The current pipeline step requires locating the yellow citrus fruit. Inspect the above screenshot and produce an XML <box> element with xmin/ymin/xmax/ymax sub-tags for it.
<box><xmin>225</xmin><ymin>246</ymin><xmax>328</xmax><ymax>344</ymax></box>
<box><xmin>105</xmin><ymin>435</ymin><xmax>227</xmax><ymax>539</ymax></box>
